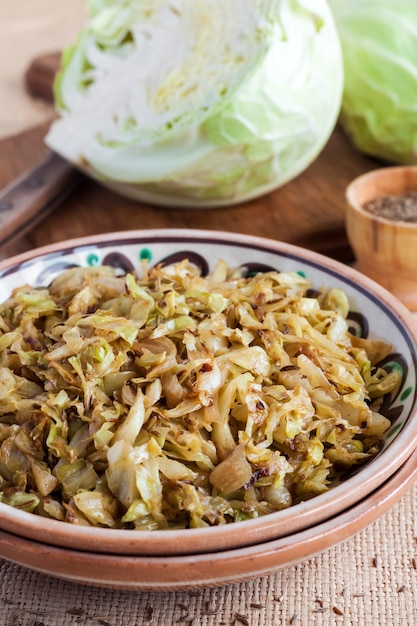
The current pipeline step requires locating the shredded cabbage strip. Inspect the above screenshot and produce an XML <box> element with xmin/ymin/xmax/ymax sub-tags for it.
<box><xmin>0</xmin><ymin>260</ymin><xmax>399</xmax><ymax>529</ymax></box>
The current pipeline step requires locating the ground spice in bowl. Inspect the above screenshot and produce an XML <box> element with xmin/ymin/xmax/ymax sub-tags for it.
<box><xmin>346</xmin><ymin>166</ymin><xmax>417</xmax><ymax>308</ymax></box>
<box><xmin>363</xmin><ymin>191</ymin><xmax>417</xmax><ymax>222</ymax></box>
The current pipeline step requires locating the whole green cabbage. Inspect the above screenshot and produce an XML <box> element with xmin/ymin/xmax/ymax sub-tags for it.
<box><xmin>46</xmin><ymin>0</ymin><xmax>343</xmax><ymax>207</ymax></box>
<box><xmin>330</xmin><ymin>0</ymin><xmax>417</xmax><ymax>164</ymax></box>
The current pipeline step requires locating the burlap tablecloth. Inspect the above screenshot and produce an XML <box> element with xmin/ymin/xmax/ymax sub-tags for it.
<box><xmin>1</xmin><ymin>3</ymin><xmax>417</xmax><ymax>624</ymax></box>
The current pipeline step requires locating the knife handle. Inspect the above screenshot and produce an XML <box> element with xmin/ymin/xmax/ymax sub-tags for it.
<box><xmin>0</xmin><ymin>152</ymin><xmax>82</xmax><ymax>249</ymax></box>
<box><xmin>25</xmin><ymin>52</ymin><xmax>61</xmax><ymax>103</ymax></box>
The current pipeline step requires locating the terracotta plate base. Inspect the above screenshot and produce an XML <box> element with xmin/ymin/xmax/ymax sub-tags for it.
<box><xmin>1</xmin><ymin>448</ymin><xmax>417</xmax><ymax>592</ymax></box>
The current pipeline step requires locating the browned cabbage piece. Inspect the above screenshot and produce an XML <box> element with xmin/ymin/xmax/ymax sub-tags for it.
<box><xmin>0</xmin><ymin>260</ymin><xmax>400</xmax><ymax>529</ymax></box>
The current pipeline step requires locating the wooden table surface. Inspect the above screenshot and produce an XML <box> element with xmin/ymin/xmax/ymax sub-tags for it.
<box><xmin>0</xmin><ymin>119</ymin><xmax>381</xmax><ymax>263</ymax></box>
<box><xmin>1</xmin><ymin>49</ymin><xmax>383</xmax><ymax>262</ymax></box>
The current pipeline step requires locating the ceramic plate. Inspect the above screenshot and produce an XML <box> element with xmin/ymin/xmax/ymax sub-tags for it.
<box><xmin>0</xmin><ymin>229</ymin><xmax>416</xmax><ymax>556</ymax></box>
<box><xmin>0</xmin><ymin>446</ymin><xmax>416</xmax><ymax>591</ymax></box>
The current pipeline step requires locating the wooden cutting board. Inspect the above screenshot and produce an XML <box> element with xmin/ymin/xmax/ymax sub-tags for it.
<box><xmin>1</xmin><ymin>53</ymin><xmax>381</xmax><ymax>261</ymax></box>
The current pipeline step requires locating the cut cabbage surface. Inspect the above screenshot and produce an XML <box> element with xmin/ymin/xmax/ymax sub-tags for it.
<box><xmin>46</xmin><ymin>0</ymin><xmax>343</xmax><ymax>206</ymax></box>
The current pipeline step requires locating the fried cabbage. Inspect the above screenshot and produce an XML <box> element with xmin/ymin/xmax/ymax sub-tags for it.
<box><xmin>0</xmin><ymin>260</ymin><xmax>399</xmax><ymax>529</ymax></box>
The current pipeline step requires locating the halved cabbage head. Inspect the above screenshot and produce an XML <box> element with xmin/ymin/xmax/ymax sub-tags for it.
<box><xmin>46</xmin><ymin>0</ymin><xmax>343</xmax><ymax>207</ymax></box>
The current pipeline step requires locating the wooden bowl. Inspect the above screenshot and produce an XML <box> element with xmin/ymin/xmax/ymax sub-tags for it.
<box><xmin>346</xmin><ymin>166</ymin><xmax>417</xmax><ymax>310</ymax></box>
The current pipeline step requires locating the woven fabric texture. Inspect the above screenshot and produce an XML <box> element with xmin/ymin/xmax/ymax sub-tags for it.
<box><xmin>1</xmin><ymin>480</ymin><xmax>417</xmax><ymax>626</ymax></box>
